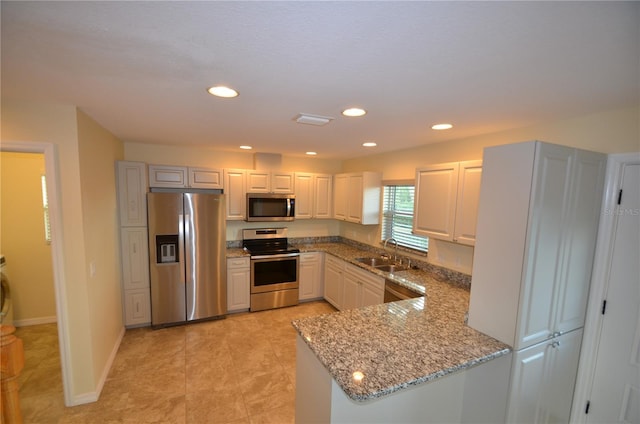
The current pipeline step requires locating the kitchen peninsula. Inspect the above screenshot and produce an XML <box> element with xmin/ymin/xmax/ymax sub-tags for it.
<box><xmin>284</xmin><ymin>241</ymin><xmax>512</xmax><ymax>423</ymax></box>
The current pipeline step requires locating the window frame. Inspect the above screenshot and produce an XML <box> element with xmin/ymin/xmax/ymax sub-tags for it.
<box><xmin>381</xmin><ymin>182</ymin><xmax>428</xmax><ymax>254</ymax></box>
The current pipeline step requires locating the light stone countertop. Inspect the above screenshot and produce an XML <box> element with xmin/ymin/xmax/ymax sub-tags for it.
<box><xmin>284</xmin><ymin>242</ymin><xmax>511</xmax><ymax>402</ymax></box>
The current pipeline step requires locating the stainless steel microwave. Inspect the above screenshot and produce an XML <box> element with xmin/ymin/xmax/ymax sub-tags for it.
<box><xmin>246</xmin><ymin>193</ymin><xmax>295</xmax><ymax>221</ymax></box>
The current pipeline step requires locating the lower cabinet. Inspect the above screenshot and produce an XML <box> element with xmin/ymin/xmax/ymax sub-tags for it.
<box><xmin>227</xmin><ymin>257</ymin><xmax>250</xmax><ymax>312</ymax></box>
<box><xmin>324</xmin><ymin>255</ymin><xmax>345</xmax><ymax>309</ymax></box>
<box><xmin>507</xmin><ymin>329</ymin><xmax>583</xmax><ymax>423</ymax></box>
<box><xmin>324</xmin><ymin>254</ymin><xmax>384</xmax><ymax>311</ymax></box>
<box><xmin>299</xmin><ymin>252</ymin><xmax>324</xmax><ymax>301</ymax></box>
<box><xmin>124</xmin><ymin>289</ymin><xmax>151</xmax><ymax>326</ymax></box>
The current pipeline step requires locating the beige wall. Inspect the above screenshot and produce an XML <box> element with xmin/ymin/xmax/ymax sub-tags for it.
<box><xmin>1</xmin><ymin>98</ymin><xmax>124</xmax><ymax>402</ymax></box>
<box><xmin>76</xmin><ymin>109</ymin><xmax>125</xmax><ymax>388</ymax></box>
<box><xmin>124</xmin><ymin>142</ymin><xmax>342</xmax><ymax>174</ymax></box>
<box><xmin>0</xmin><ymin>152</ymin><xmax>57</xmax><ymax>323</ymax></box>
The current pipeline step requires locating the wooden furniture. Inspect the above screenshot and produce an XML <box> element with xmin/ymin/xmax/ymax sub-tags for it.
<box><xmin>1</xmin><ymin>325</ymin><xmax>24</xmax><ymax>424</ymax></box>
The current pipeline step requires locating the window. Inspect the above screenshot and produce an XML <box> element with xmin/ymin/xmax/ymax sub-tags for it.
<box><xmin>381</xmin><ymin>184</ymin><xmax>428</xmax><ymax>252</ymax></box>
<box><xmin>41</xmin><ymin>175</ymin><xmax>51</xmax><ymax>243</ymax></box>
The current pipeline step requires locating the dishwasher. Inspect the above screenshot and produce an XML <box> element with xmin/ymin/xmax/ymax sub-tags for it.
<box><xmin>384</xmin><ymin>279</ymin><xmax>424</xmax><ymax>302</ymax></box>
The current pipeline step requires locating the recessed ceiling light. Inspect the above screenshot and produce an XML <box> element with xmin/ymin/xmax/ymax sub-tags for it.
<box><xmin>306</xmin><ymin>151</ymin><xmax>317</xmax><ymax>156</ymax></box>
<box><xmin>239</xmin><ymin>145</ymin><xmax>252</xmax><ymax>150</ymax></box>
<box><xmin>362</xmin><ymin>142</ymin><xmax>377</xmax><ymax>147</ymax></box>
<box><xmin>342</xmin><ymin>107</ymin><xmax>367</xmax><ymax>117</ymax></box>
<box><xmin>207</xmin><ymin>85</ymin><xmax>239</xmax><ymax>98</ymax></box>
<box><xmin>431</xmin><ymin>123</ymin><xmax>453</xmax><ymax>130</ymax></box>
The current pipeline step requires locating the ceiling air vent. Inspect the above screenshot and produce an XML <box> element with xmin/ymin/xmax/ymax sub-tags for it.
<box><xmin>294</xmin><ymin>113</ymin><xmax>334</xmax><ymax>126</ymax></box>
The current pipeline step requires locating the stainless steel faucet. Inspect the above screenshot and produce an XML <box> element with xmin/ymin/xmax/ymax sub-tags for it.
<box><xmin>383</xmin><ymin>238</ymin><xmax>398</xmax><ymax>262</ymax></box>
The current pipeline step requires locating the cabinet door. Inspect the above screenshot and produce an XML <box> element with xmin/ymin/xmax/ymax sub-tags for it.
<box><xmin>342</xmin><ymin>271</ymin><xmax>360</xmax><ymax>310</ymax></box>
<box><xmin>516</xmin><ymin>144</ymin><xmax>573</xmax><ymax>349</ymax></box>
<box><xmin>294</xmin><ymin>173</ymin><xmax>314</xmax><ymax>219</ymax></box>
<box><xmin>507</xmin><ymin>329</ymin><xmax>583</xmax><ymax>424</ymax></box>
<box><xmin>314</xmin><ymin>174</ymin><xmax>333</xmax><ymax>219</ymax></box>
<box><xmin>324</xmin><ymin>256</ymin><xmax>344</xmax><ymax>309</ymax></box>
<box><xmin>120</xmin><ymin>227</ymin><xmax>150</xmax><ymax>290</ymax></box>
<box><xmin>554</xmin><ymin>150</ymin><xmax>605</xmax><ymax>335</ymax></box>
<box><xmin>271</xmin><ymin>172</ymin><xmax>294</xmax><ymax>193</ymax></box>
<box><xmin>116</xmin><ymin>161</ymin><xmax>148</xmax><ymax>227</ymax></box>
<box><xmin>224</xmin><ymin>169</ymin><xmax>246</xmax><ymax>220</ymax></box>
<box><xmin>227</xmin><ymin>258</ymin><xmax>250</xmax><ymax>312</ymax></box>
<box><xmin>299</xmin><ymin>252</ymin><xmax>323</xmax><ymax>300</ymax></box>
<box><xmin>347</xmin><ymin>174</ymin><xmax>364</xmax><ymax>223</ymax></box>
<box><xmin>148</xmin><ymin>165</ymin><xmax>188</xmax><ymax>188</ymax></box>
<box><xmin>247</xmin><ymin>171</ymin><xmax>270</xmax><ymax>193</ymax></box>
<box><xmin>124</xmin><ymin>288</ymin><xmax>151</xmax><ymax>327</ymax></box>
<box><xmin>189</xmin><ymin>167</ymin><xmax>223</xmax><ymax>189</ymax></box>
<box><xmin>453</xmin><ymin>160</ymin><xmax>482</xmax><ymax>246</ymax></box>
<box><xmin>360</xmin><ymin>276</ymin><xmax>384</xmax><ymax>307</ymax></box>
<box><xmin>413</xmin><ymin>162</ymin><xmax>459</xmax><ymax>240</ymax></box>
<box><xmin>333</xmin><ymin>174</ymin><xmax>348</xmax><ymax>220</ymax></box>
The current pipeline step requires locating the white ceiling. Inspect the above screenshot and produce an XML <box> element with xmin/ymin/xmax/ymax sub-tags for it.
<box><xmin>2</xmin><ymin>1</ymin><xmax>638</xmax><ymax>160</ymax></box>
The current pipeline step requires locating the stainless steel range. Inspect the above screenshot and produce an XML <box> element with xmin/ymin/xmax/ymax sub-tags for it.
<box><xmin>242</xmin><ymin>228</ymin><xmax>300</xmax><ymax>312</ymax></box>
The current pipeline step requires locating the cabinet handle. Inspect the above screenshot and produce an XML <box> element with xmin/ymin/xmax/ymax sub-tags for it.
<box><xmin>551</xmin><ymin>340</ymin><xmax>561</xmax><ymax>349</ymax></box>
<box><xmin>132</xmin><ymin>243</ymin><xmax>137</xmax><ymax>254</ymax></box>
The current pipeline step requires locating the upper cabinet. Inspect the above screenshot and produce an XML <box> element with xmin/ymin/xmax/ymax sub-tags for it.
<box><xmin>468</xmin><ymin>141</ymin><xmax>606</xmax><ymax>350</ymax></box>
<box><xmin>413</xmin><ymin>160</ymin><xmax>482</xmax><ymax>245</ymax></box>
<box><xmin>224</xmin><ymin>169</ymin><xmax>247</xmax><ymax>220</ymax></box>
<box><xmin>246</xmin><ymin>171</ymin><xmax>294</xmax><ymax>193</ymax></box>
<box><xmin>294</xmin><ymin>172</ymin><xmax>333</xmax><ymax>219</ymax></box>
<box><xmin>333</xmin><ymin>172</ymin><xmax>382</xmax><ymax>225</ymax></box>
<box><xmin>116</xmin><ymin>161</ymin><xmax>148</xmax><ymax>227</ymax></box>
<box><xmin>149</xmin><ymin>164</ymin><xmax>223</xmax><ymax>189</ymax></box>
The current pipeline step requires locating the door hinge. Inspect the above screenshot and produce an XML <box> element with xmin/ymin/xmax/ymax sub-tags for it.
<box><xmin>585</xmin><ymin>400</ymin><xmax>591</xmax><ymax>414</ymax></box>
<box><xmin>602</xmin><ymin>300</ymin><xmax>607</xmax><ymax>315</ymax></box>
<box><xmin>617</xmin><ymin>189</ymin><xmax>623</xmax><ymax>205</ymax></box>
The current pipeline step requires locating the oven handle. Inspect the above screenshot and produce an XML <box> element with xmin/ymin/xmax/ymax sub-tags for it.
<box><xmin>250</xmin><ymin>252</ymin><xmax>300</xmax><ymax>260</ymax></box>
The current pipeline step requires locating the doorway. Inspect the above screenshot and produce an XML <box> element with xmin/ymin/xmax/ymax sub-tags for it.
<box><xmin>0</xmin><ymin>141</ymin><xmax>72</xmax><ymax>408</ymax></box>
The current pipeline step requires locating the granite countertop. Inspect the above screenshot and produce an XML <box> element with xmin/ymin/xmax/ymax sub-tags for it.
<box><xmin>287</xmin><ymin>242</ymin><xmax>511</xmax><ymax>403</ymax></box>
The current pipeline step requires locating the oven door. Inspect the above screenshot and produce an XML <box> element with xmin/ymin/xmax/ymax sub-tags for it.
<box><xmin>250</xmin><ymin>253</ymin><xmax>299</xmax><ymax>294</ymax></box>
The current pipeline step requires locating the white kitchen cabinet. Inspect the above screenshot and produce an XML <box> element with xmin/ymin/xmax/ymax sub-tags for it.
<box><xmin>295</xmin><ymin>172</ymin><xmax>333</xmax><ymax>219</ymax></box>
<box><xmin>149</xmin><ymin>164</ymin><xmax>224</xmax><ymax>189</ymax></box>
<box><xmin>148</xmin><ymin>164</ymin><xmax>188</xmax><ymax>188</ymax></box>
<box><xmin>124</xmin><ymin>288</ymin><xmax>151</xmax><ymax>327</ymax></box>
<box><xmin>224</xmin><ymin>169</ymin><xmax>247</xmax><ymax>220</ymax></box>
<box><xmin>116</xmin><ymin>161</ymin><xmax>148</xmax><ymax>227</ymax></box>
<box><xmin>120</xmin><ymin>227</ymin><xmax>150</xmax><ymax>291</ymax></box>
<box><xmin>227</xmin><ymin>257</ymin><xmax>250</xmax><ymax>312</ymax></box>
<box><xmin>333</xmin><ymin>172</ymin><xmax>382</xmax><ymax>225</ymax></box>
<box><xmin>324</xmin><ymin>254</ymin><xmax>345</xmax><ymax>309</ymax></box>
<box><xmin>468</xmin><ymin>141</ymin><xmax>605</xmax><ymax>424</ymax></box>
<box><xmin>469</xmin><ymin>142</ymin><xmax>605</xmax><ymax>350</ymax></box>
<box><xmin>507</xmin><ymin>329</ymin><xmax>584</xmax><ymax>423</ymax></box>
<box><xmin>413</xmin><ymin>160</ymin><xmax>482</xmax><ymax>245</ymax></box>
<box><xmin>299</xmin><ymin>252</ymin><xmax>324</xmax><ymax>301</ymax></box>
<box><xmin>324</xmin><ymin>255</ymin><xmax>384</xmax><ymax>311</ymax></box>
<box><xmin>188</xmin><ymin>167</ymin><xmax>223</xmax><ymax>189</ymax></box>
<box><xmin>343</xmin><ymin>263</ymin><xmax>384</xmax><ymax>309</ymax></box>
<box><xmin>246</xmin><ymin>171</ymin><xmax>294</xmax><ymax>193</ymax></box>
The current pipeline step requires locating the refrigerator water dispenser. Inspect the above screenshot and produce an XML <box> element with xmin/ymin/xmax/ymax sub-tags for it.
<box><xmin>156</xmin><ymin>235</ymin><xmax>179</xmax><ymax>264</ymax></box>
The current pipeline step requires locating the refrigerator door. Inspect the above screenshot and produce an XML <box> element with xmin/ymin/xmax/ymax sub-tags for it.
<box><xmin>148</xmin><ymin>192</ymin><xmax>186</xmax><ymax>326</ymax></box>
<box><xmin>185</xmin><ymin>193</ymin><xmax>227</xmax><ymax>321</ymax></box>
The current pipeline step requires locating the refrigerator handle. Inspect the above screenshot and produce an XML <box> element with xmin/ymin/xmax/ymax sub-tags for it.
<box><xmin>184</xmin><ymin>214</ymin><xmax>193</xmax><ymax>285</ymax></box>
<box><xmin>179</xmin><ymin>214</ymin><xmax>187</xmax><ymax>284</ymax></box>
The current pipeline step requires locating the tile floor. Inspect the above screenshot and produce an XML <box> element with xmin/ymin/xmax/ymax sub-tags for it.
<box><xmin>14</xmin><ymin>300</ymin><xmax>336</xmax><ymax>424</ymax></box>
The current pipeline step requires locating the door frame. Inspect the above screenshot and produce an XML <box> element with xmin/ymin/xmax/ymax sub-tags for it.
<box><xmin>1</xmin><ymin>141</ymin><xmax>73</xmax><ymax>406</ymax></box>
<box><xmin>571</xmin><ymin>152</ymin><xmax>640</xmax><ymax>422</ymax></box>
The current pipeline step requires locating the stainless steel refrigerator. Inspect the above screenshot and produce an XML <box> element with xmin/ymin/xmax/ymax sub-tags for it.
<box><xmin>147</xmin><ymin>192</ymin><xmax>226</xmax><ymax>327</ymax></box>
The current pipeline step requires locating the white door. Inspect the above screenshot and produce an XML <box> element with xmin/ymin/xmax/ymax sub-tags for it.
<box><xmin>586</xmin><ymin>163</ymin><xmax>640</xmax><ymax>424</ymax></box>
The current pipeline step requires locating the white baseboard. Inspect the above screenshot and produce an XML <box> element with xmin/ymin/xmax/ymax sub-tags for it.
<box><xmin>13</xmin><ymin>315</ymin><xmax>57</xmax><ymax>327</ymax></box>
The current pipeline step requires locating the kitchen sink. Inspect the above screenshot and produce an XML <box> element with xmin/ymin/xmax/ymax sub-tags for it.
<box><xmin>375</xmin><ymin>264</ymin><xmax>409</xmax><ymax>273</ymax></box>
<box><xmin>355</xmin><ymin>257</ymin><xmax>393</xmax><ymax>267</ymax></box>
